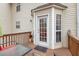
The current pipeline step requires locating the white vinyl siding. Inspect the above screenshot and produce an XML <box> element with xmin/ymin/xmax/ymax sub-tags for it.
<box><xmin>0</xmin><ymin>4</ymin><xmax>12</xmax><ymax>34</ymax></box>
<box><xmin>11</xmin><ymin>3</ymin><xmax>44</xmax><ymax>33</ymax></box>
<box><xmin>62</xmin><ymin>3</ymin><xmax>77</xmax><ymax>47</ymax></box>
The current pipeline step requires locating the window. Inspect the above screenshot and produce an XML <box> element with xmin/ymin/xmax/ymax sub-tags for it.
<box><xmin>16</xmin><ymin>21</ymin><xmax>20</xmax><ymax>29</ymax></box>
<box><xmin>38</xmin><ymin>15</ymin><xmax>48</xmax><ymax>42</ymax></box>
<box><xmin>16</xmin><ymin>3</ymin><xmax>21</xmax><ymax>12</ymax></box>
<box><xmin>56</xmin><ymin>14</ymin><xmax>61</xmax><ymax>42</ymax></box>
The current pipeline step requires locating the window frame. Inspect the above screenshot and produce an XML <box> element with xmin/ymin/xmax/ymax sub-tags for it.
<box><xmin>16</xmin><ymin>3</ymin><xmax>21</xmax><ymax>12</ymax></box>
<box><xmin>56</xmin><ymin>14</ymin><xmax>61</xmax><ymax>42</ymax></box>
<box><xmin>16</xmin><ymin>21</ymin><xmax>20</xmax><ymax>29</ymax></box>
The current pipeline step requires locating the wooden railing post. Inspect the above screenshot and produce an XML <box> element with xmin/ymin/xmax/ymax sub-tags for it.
<box><xmin>67</xmin><ymin>30</ymin><xmax>71</xmax><ymax>49</ymax></box>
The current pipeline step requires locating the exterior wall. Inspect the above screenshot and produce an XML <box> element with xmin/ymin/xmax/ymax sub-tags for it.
<box><xmin>11</xmin><ymin>3</ymin><xmax>44</xmax><ymax>33</ymax></box>
<box><xmin>0</xmin><ymin>3</ymin><xmax>12</xmax><ymax>34</ymax></box>
<box><xmin>0</xmin><ymin>3</ymin><xmax>75</xmax><ymax>48</ymax></box>
<box><xmin>62</xmin><ymin>3</ymin><xmax>77</xmax><ymax>47</ymax></box>
<box><xmin>11</xmin><ymin>3</ymin><xmax>77</xmax><ymax>48</ymax></box>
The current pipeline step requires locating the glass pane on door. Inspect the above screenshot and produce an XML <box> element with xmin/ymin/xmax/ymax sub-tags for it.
<box><xmin>39</xmin><ymin>16</ymin><xmax>47</xmax><ymax>42</ymax></box>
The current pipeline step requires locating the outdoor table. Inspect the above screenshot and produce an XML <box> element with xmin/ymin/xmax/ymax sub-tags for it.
<box><xmin>0</xmin><ymin>45</ymin><xmax>32</xmax><ymax>56</ymax></box>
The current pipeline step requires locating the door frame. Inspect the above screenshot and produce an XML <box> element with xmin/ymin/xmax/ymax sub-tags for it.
<box><xmin>35</xmin><ymin>13</ymin><xmax>49</xmax><ymax>47</ymax></box>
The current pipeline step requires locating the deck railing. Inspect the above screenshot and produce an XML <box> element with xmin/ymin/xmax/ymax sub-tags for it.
<box><xmin>0</xmin><ymin>32</ymin><xmax>31</xmax><ymax>48</ymax></box>
<box><xmin>68</xmin><ymin>31</ymin><xmax>79</xmax><ymax>56</ymax></box>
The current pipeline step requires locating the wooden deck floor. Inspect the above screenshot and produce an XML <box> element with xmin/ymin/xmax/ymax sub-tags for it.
<box><xmin>26</xmin><ymin>43</ymin><xmax>54</xmax><ymax>56</ymax></box>
<box><xmin>54</xmin><ymin>48</ymin><xmax>72</xmax><ymax>56</ymax></box>
<box><xmin>25</xmin><ymin>42</ymin><xmax>72</xmax><ymax>56</ymax></box>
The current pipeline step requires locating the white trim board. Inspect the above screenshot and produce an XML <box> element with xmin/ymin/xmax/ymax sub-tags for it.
<box><xmin>77</xmin><ymin>4</ymin><xmax>79</xmax><ymax>37</ymax></box>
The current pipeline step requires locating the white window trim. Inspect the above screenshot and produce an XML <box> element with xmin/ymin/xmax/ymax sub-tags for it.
<box><xmin>16</xmin><ymin>3</ymin><xmax>21</xmax><ymax>12</ymax></box>
<box><xmin>56</xmin><ymin>14</ymin><xmax>61</xmax><ymax>43</ymax></box>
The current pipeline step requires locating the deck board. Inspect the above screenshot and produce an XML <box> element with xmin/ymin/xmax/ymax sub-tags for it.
<box><xmin>54</xmin><ymin>48</ymin><xmax>72</xmax><ymax>56</ymax></box>
<box><xmin>26</xmin><ymin>43</ymin><xmax>72</xmax><ymax>56</ymax></box>
<box><xmin>26</xmin><ymin>43</ymin><xmax>54</xmax><ymax>56</ymax></box>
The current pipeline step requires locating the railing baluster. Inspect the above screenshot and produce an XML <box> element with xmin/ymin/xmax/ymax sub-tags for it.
<box><xmin>0</xmin><ymin>37</ymin><xmax>1</xmax><ymax>47</ymax></box>
<box><xmin>23</xmin><ymin>34</ymin><xmax>24</xmax><ymax>45</ymax></box>
<box><xmin>3</xmin><ymin>36</ymin><xmax>4</xmax><ymax>48</ymax></box>
<box><xmin>13</xmin><ymin>35</ymin><xmax>14</xmax><ymax>45</ymax></box>
<box><xmin>17</xmin><ymin>35</ymin><xmax>19</xmax><ymax>43</ymax></box>
<box><xmin>15</xmin><ymin>35</ymin><xmax>16</xmax><ymax>45</ymax></box>
<box><xmin>19</xmin><ymin>35</ymin><xmax>20</xmax><ymax>44</ymax></box>
<box><xmin>12</xmin><ymin>35</ymin><xmax>13</xmax><ymax>45</ymax></box>
<box><xmin>9</xmin><ymin>35</ymin><xmax>10</xmax><ymax>46</ymax></box>
<box><xmin>16</xmin><ymin>35</ymin><xmax>17</xmax><ymax>44</ymax></box>
<box><xmin>14</xmin><ymin>35</ymin><xmax>16</xmax><ymax>45</ymax></box>
<box><xmin>11</xmin><ymin>35</ymin><xmax>12</xmax><ymax>45</ymax></box>
<box><xmin>21</xmin><ymin>34</ymin><xmax>23</xmax><ymax>45</ymax></box>
<box><xmin>16</xmin><ymin>35</ymin><xmax>18</xmax><ymax>44</ymax></box>
<box><xmin>6</xmin><ymin>36</ymin><xmax>7</xmax><ymax>47</ymax></box>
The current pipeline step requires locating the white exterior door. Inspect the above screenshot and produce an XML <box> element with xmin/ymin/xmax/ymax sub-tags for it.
<box><xmin>36</xmin><ymin>15</ymin><xmax>49</xmax><ymax>47</ymax></box>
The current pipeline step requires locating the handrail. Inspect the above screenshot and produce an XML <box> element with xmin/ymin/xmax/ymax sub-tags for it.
<box><xmin>68</xmin><ymin>31</ymin><xmax>79</xmax><ymax>56</ymax></box>
<box><xmin>0</xmin><ymin>32</ymin><xmax>32</xmax><ymax>49</ymax></box>
<box><xmin>68</xmin><ymin>31</ymin><xmax>79</xmax><ymax>44</ymax></box>
<box><xmin>4</xmin><ymin>32</ymin><xmax>31</xmax><ymax>36</ymax></box>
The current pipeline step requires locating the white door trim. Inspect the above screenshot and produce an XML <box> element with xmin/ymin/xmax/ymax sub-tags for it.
<box><xmin>35</xmin><ymin>13</ymin><xmax>49</xmax><ymax>48</ymax></box>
